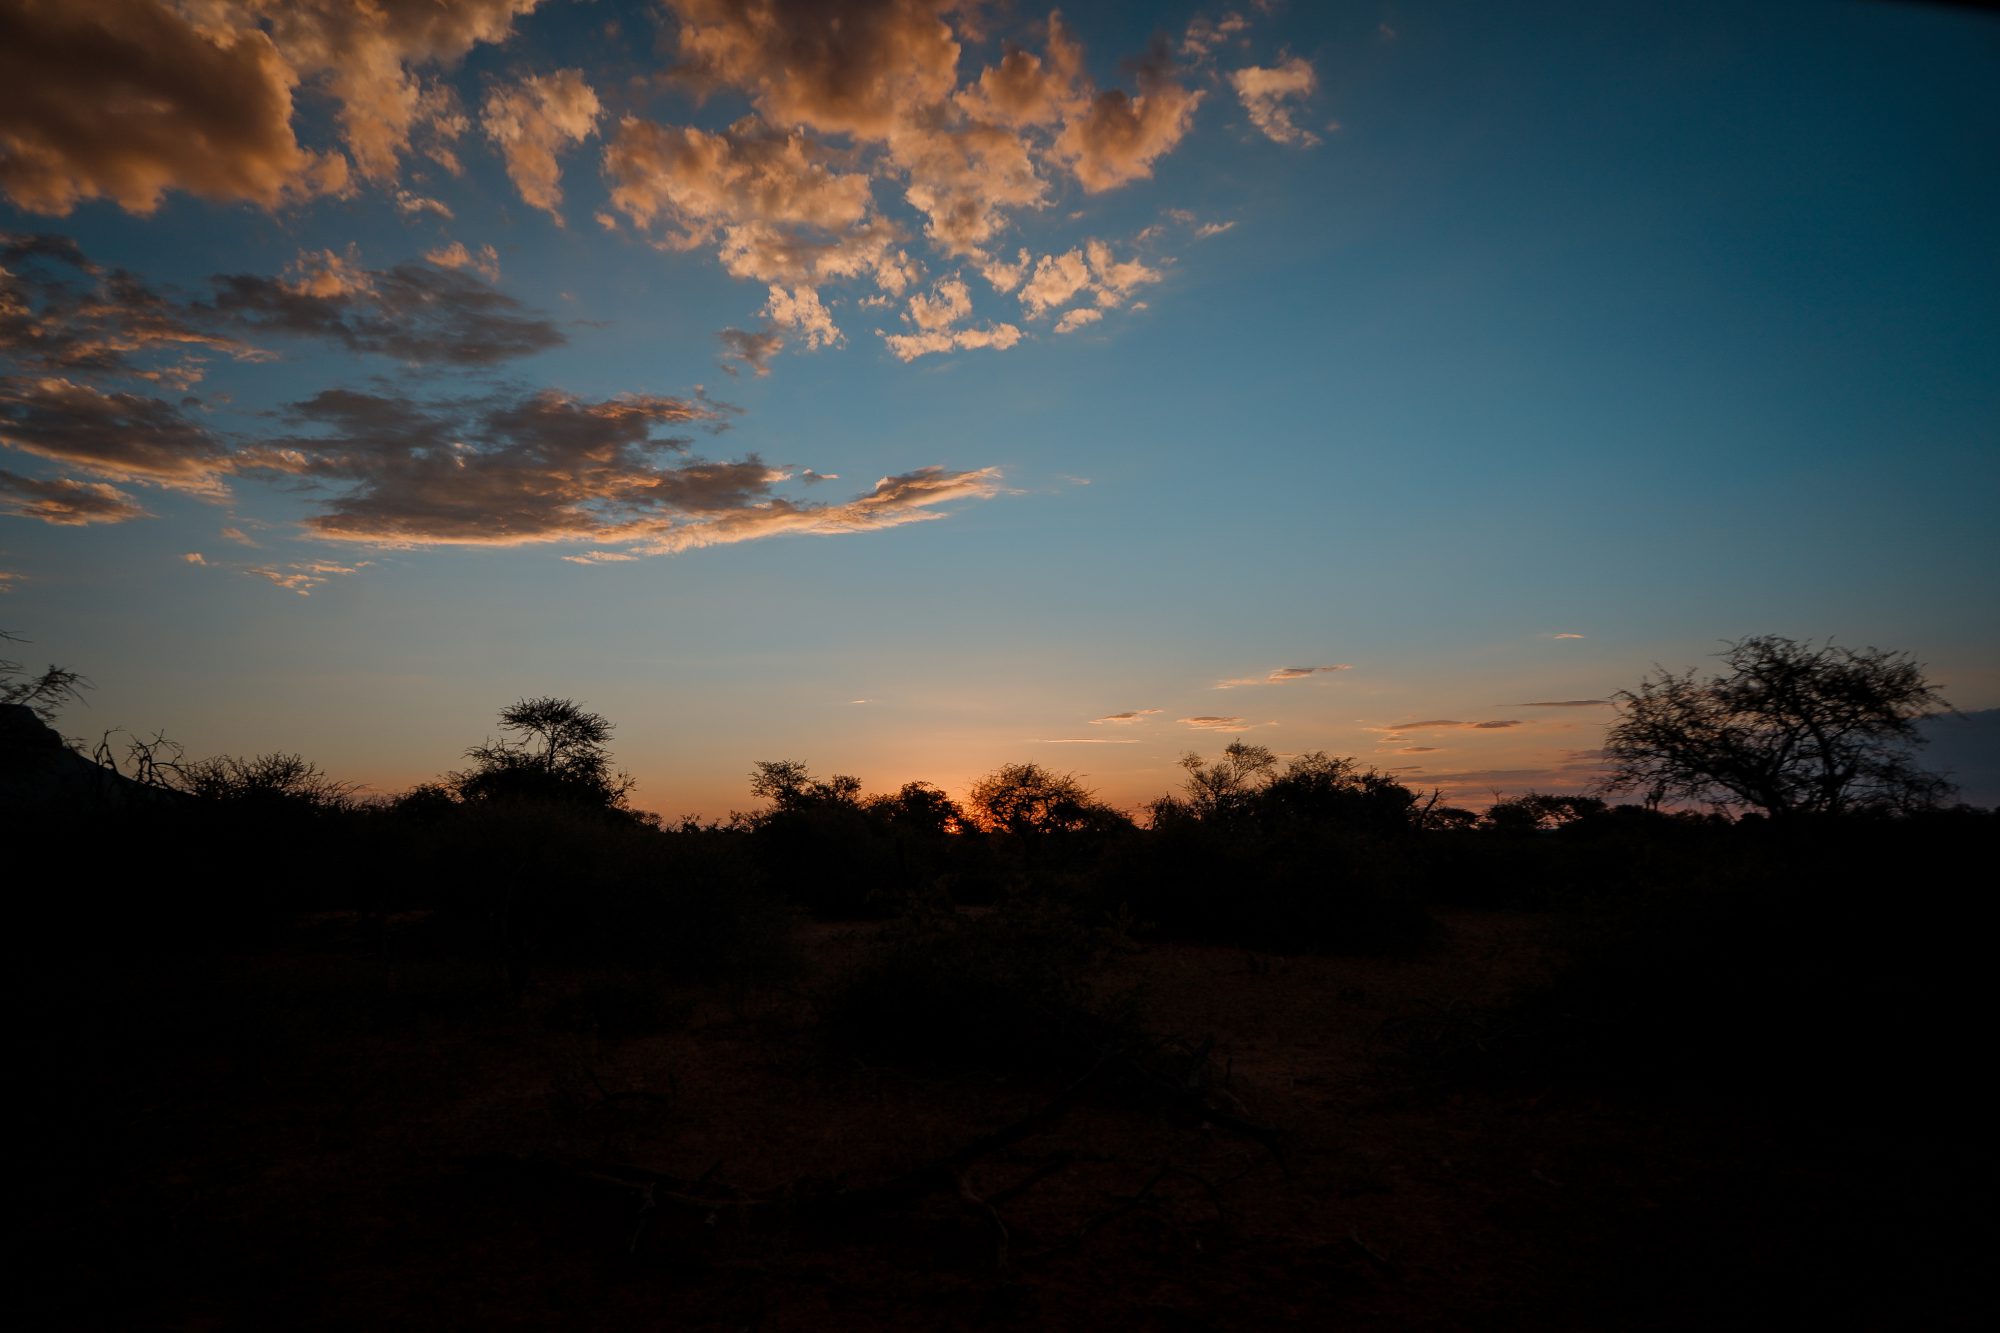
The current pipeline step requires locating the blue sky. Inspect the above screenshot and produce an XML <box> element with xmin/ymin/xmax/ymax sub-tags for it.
<box><xmin>4</xmin><ymin>1</ymin><xmax>1995</xmax><ymax>816</ymax></box>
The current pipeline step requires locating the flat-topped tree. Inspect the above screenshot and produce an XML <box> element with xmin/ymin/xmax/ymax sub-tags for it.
<box><xmin>454</xmin><ymin>696</ymin><xmax>634</xmax><ymax>811</ymax></box>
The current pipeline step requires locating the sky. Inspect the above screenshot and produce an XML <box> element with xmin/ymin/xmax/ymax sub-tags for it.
<box><xmin>3</xmin><ymin>0</ymin><xmax>1997</xmax><ymax>818</ymax></box>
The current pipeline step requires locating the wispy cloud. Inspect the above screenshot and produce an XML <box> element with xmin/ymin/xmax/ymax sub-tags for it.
<box><xmin>1214</xmin><ymin>663</ymin><xmax>1352</xmax><ymax>689</ymax></box>
<box><xmin>243</xmin><ymin>558</ymin><xmax>371</xmax><ymax>597</ymax></box>
<box><xmin>1090</xmin><ymin>709</ymin><xmax>1163</xmax><ymax>725</ymax></box>
<box><xmin>1370</xmin><ymin>719</ymin><xmax>1524</xmax><ymax>733</ymax></box>
<box><xmin>1512</xmin><ymin>699</ymin><xmax>1613</xmax><ymax>708</ymax></box>
<box><xmin>2</xmin><ymin>232</ymin><xmax>266</xmax><ymax>387</ymax></box>
<box><xmin>207</xmin><ymin>246</ymin><xmax>564</xmax><ymax>365</ymax></box>
<box><xmin>1180</xmin><ymin>715</ymin><xmax>1274</xmax><ymax>732</ymax></box>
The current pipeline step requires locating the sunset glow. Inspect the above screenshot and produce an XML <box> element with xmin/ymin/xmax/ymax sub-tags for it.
<box><xmin>4</xmin><ymin>0</ymin><xmax>1995</xmax><ymax>815</ymax></box>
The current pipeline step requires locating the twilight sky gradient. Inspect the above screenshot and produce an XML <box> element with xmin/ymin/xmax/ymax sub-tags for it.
<box><xmin>4</xmin><ymin>0</ymin><xmax>1996</xmax><ymax>817</ymax></box>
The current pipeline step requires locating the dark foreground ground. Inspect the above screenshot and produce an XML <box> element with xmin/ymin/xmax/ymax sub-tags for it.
<box><xmin>21</xmin><ymin>893</ymin><xmax>1990</xmax><ymax>1331</ymax></box>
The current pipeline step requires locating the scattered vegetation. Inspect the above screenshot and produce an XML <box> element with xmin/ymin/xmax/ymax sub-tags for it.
<box><xmin>8</xmin><ymin>635</ymin><xmax>1990</xmax><ymax>1329</ymax></box>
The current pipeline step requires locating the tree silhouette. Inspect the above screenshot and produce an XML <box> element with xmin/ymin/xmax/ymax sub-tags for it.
<box><xmin>1</xmin><ymin>629</ymin><xmax>87</xmax><ymax>724</ymax></box>
<box><xmin>1600</xmin><ymin>635</ymin><xmax>1953</xmax><ymax>817</ymax></box>
<box><xmin>967</xmin><ymin>762</ymin><xmax>1103</xmax><ymax>837</ymax></box>
<box><xmin>1173</xmin><ymin>741</ymin><xmax>1279</xmax><ymax>824</ymax></box>
<box><xmin>454</xmin><ymin>696</ymin><xmax>633</xmax><ymax>810</ymax></box>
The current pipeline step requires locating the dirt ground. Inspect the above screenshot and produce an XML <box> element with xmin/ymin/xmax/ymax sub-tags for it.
<box><xmin>24</xmin><ymin>908</ymin><xmax>1978</xmax><ymax>1330</ymax></box>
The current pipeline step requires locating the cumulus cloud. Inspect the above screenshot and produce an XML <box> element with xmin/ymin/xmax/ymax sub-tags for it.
<box><xmin>1014</xmin><ymin>241</ymin><xmax>1161</xmax><ymax>321</ymax></box>
<box><xmin>1214</xmin><ymin>664</ymin><xmax>1353</xmax><ymax>688</ymax></box>
<box><xmin>1090</xmin><ymin>709</ymin><xmax>1162</xmax><ymax>725</ymax></box>
<box><xmin>956</xmin><ymin>13</ymin><xmax>1085</xmax><ymax>128</ymax></box>
<box><xmin>0</xmin><ymin>0</ymin><xmax>346</xmax><ymax>216</ymax></box>
<box><xmin>422</xmin><ymin>240</ymin><xmax>501</xmax><ymax>282</ymax></box>
<box><xmin>605</xmin><ymin>116</ymin><xmax>877</xmax><ymax>248</ymax></box>
<box><xmin>0</xmin><ymin>1</ymin><xmax>544</xmax><ymax>216</ymax></box>
<box><xmin>1055</xmin><ymin>47</ymin><xmax>1203</xmax><ymax>192</ymax></box>
<box><xmin>603</xmin><ymin>113</ymin><xmax>929</xmax><ymax>300</ymax></box>
<box><xmin>717</xmin><ymin>326</ymin><xmax>783</xmax><ymax>376</ymax></box>
<box><xmin>206</xmin><ymin>246</ymin><xmax>563</xmax><ymax>364</ymax></box>
<box><xmin>255</xmin><ymin>0</ymin><xmax>540</xmax><ymax>182</ymax></box>
<box><xmin>603</xmin><ymin>4</ymin><xmax>1210</xmax><ymax>332</ymax></box>
<box><xmin>669</xmin><ymin>0</ymin><xmax>962</xmax><ymax>140</ymax></box>
<box><xmin>879</xmin><ymin>321</ymin><xmax>1021</xmax><ymax>362</ymax></box>
<box><xmin>764</xmin><ymin>284</ymin><xmax>843</xmax><ymax>349</ymax></box>
<box><xmin>481</xmin><ymin>69</ymin><xmax>601</xmax><ymax>222</ymax></box>
<box><xmin>978</xmin><ymin>249</ymin><xmax>1032</xmax><ymax>293</ymax></box>
<box><xmin>0</xmin><ymin>377</ymin><xmax>234</xmax><ymax>497</ymax></box>
<box><xmin>1229</xmin><ymin>56</ymin><xmax>1319</xmax><ymax>148</ymax></box>
<box><xmin>1019</xmin><ymin>249</ymin><xmax>1092</xmax><ymax>319</ymax></box>
<box><xmin>905</xmin><ymin>275</ymin><xmax>973</xmax><ymax>332</ymax></box>
<box><xmin>881</xmin><ymin>273</ymin><xmax>1022</xmax><ymax>360</ymax></box>
<box><xmin>1053</xmin><ymin>307</ymin><xmax>1102</xmax><ymax>334</ymax></box>
<box><xmin>0</xmin><ymin>467</ymin><xmax>149</xmax><ymax>525</ymax></box>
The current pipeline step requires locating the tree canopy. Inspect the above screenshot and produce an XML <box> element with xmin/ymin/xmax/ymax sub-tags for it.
<box><xmin>1600</xmin><ymin>635</ymin><xmax>1953</xmax><ymax>817</ymax></box>
<box><xmin>454</xmin><ymin>697</ymin><xmax>633</xmax><ymax>810</ymax></box>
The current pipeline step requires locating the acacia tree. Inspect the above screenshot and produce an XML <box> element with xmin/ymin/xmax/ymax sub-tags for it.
<box><xmin>1600</xmin><ymin>635</ymin><xmax>1953</xmax><ymax>817</ymax></box>
<box><xmin>454</xmin><ymin>697</ymin><xmax>633</xmax><ymax>810</ymax></box>
<box><xmin>1</xmin><ymin>629</ymin><xmax>87</xmax><ymax>724</ymax></box>
<box><xmin>967</xmin><ymin>762</ymin><xmax>1103</xmax><ymax>837</ymax></box>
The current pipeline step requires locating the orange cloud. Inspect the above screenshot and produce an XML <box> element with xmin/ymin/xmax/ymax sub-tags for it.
<box><xmin>0</xmin><ymin>467</ymin><xmax>149</xmax><ymax>525</ymax></box>
<box><xmin>669</xmin><ymin>0</ymin><xmax>961</xmax><ymax>140</ymax></box>
<box><xmin>422</xmin><ymin>240</ymin><xmax>501</xmax><ymax>283</ymax></box>
<box><xmin>0</xmin><ymin>377</ymin><xmax>234</xmax><ymax>497</ymax></box>
<box><xmin>1180</xmin><ymin>715</ymin><xmax>1274</xmax><ymax>732</ymax></box>
<box><xmin>255</xmin><ymin>0</ymin><xmax>540</xmax><ymax>182</ymax></box>
<box><xmin>2</xmin><ymin>232</ymin><xmax>266</xmax><ymax>387</ymax></box>
<box><xmin>1055</xmin><ymin>50</ymin><xmax>1203</xmax><ymax>192</ymax></box>
<box><xmin>1229</xmin><ymin>56</ymin><xmax>1319</xmax><ymax>148</ymax></box>
<box><xmin>0</xmin><ymin>0</ymin><xmax>345</xmax><ymax>216</ymax></box>
<box><xmin>482</xmin><ymin>68</ymin><xmax>601</xmax><ymax>223</ymax></box>
<box><xmin>0</xmin><ymin>1</ymin><xmax>542</xmax><ymax>216</ymax></box>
